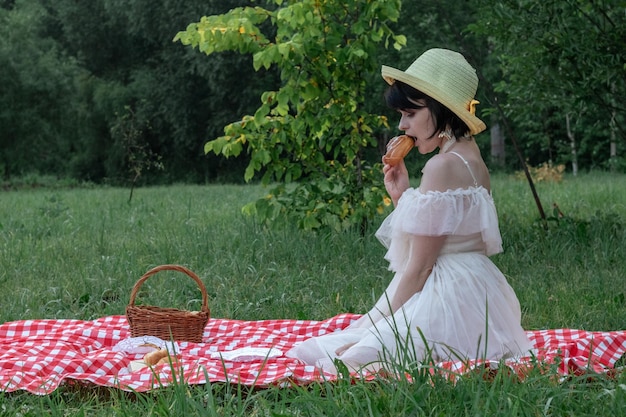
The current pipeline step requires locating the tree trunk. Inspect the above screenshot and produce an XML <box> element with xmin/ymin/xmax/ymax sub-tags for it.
<box><xmin>610</xmin><ymin>82</ymin><xmax>617</xmax><ymax>172</ymax></box>
<box><xmin>490</xmin><ymin>122</ymin><xmax>505</xmax><ymax>168</ymax></box>
<box><xmin>566</xmin><ymin>113</ymin><xmax>578</xmax><ymax>176</ymax></box>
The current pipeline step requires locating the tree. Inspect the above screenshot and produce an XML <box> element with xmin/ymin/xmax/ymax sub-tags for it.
<box><xmin>0</xmin><ymin>0</ymin><xmax>86</xmax><ymax>179</ymax></box>
<box><xmin>45</xmin><ymin>0</ymin><xmax>271</xmax><ymax>184</ymax></box>
<box><xmin>469</xmin><ymin>0</ymin><xmax>626</xmax><ymax>171</ymax></box>
<box><xmin>1</xmin><ymin>0</ymin><xmax>273</xmax><ymax>184</ymax></box>
<box><xmin>175</xmin><ymin>0</ymin><xmax>406</xmax><ymax>231</ymax></box>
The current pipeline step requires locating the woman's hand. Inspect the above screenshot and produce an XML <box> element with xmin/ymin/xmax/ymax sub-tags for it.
<box><xmin>383</xmin><ymin>159</ymin><xmax>410</xmax><ymax>206</ymax></box>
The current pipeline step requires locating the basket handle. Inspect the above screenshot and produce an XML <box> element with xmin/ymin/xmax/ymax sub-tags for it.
<box><xmin>128</xmin><ymin>264</ymin><xmax>209</xmax><ymax>313</ymax></box>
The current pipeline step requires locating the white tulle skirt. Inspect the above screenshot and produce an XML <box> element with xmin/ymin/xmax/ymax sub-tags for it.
<box><xmin>286</xmin><ymin>251</ymin><xmax>533</xmax><ymax>374</ymax></box>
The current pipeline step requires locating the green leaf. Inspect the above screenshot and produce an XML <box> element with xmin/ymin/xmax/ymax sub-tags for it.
<box><xmin>184</xmin><ymin>0</ymin><xmax>402</xmax><ymax>231</ymax></box>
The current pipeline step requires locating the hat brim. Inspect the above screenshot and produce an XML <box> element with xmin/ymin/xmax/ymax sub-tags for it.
<box><xmin>382</xmin><ymin>66</ymin><xmax>486</xmax><ymax>135</ymax></box>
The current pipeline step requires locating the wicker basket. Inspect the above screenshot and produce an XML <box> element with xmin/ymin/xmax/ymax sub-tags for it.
<box><xmin>126</xmin><ymin>264</ymin><xmax>210</xmax><ymax>343</ymax></box>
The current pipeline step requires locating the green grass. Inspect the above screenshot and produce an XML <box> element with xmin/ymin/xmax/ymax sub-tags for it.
<box><xmin>1</xmin><ymin>172</ymin><xmax>626</xmax><ymax>415</ymax></box>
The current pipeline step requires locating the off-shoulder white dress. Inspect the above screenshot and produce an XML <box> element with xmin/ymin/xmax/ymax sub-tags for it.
<box><xmin>287</xmin><ymin>155</ymin><xmax>532</xmax><ymax>373</ymax></box>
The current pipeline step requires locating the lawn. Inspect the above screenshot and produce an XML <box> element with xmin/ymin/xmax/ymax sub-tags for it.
<box><xmin>1</xmin><ymin>172</ymin><xmax>626</xmax><ymax>415</ymax></box>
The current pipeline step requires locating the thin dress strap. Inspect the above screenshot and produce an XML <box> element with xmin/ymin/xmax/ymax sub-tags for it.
<box><xmin>448</xmin><ymin>151</ymin><xmax>478</xmax><ymax>187</ymax></box>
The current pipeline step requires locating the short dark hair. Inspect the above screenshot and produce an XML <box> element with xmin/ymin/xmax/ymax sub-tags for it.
<box><xmin>384</xmin><ymin>81</ymin><xmax>470</xmax><ymax>139</ymax></box>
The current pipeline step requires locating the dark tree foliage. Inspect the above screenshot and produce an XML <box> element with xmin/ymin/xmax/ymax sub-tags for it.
<box><xmin>469</xmin><ymin>0</ymin><xmax>625</xmax><ymax>172</ymax></box>
<box><xmin>1</xmin><ymin>0</ymin><xmax>624</xmax><ymax>186</ymax></box>
<box><xmin>1</xmin><ymin>0</ymin><xmax>278</xmax><ymax>184</ymax></box>
<box><xmin>0</xmin><ymin>0</ymin><xmax>85</xmax><ymax>179</ymax></box>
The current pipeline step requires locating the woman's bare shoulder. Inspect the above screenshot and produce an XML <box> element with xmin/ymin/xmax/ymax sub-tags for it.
<box><xmin>419</xmin><ymin>154</ymin><xmax>462</xmax><ymax>192</ymax></box>
<box><xmin>420</xmin><ymin>152</ymin><xmax>489</xmax><ymax>192</ymax></box>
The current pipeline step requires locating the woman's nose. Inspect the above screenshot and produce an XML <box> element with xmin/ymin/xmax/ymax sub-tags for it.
<box><xmin>398</xmin><ymin>117</ymin><xmax>408</xmax><ymax>131</ymax></box>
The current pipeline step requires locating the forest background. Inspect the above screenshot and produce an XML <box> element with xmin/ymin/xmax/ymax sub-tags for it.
<box><xmin>1</xmin><ymin>0</ymin><xmax>624</xmax><ymax>215</ymax></box>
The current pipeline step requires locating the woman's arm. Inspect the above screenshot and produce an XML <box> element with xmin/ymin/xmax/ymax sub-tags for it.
<box><xmin>384</xmin><ymin>155</ymin><xmax>455</xmax><ymax>313</ymax></box>
<box><xmin>389</xmin><ymin>234</ymin><xmax>446</xmax><ymax>312</ymax></box>
<box><xmin>336</xmin><ymin>235</ymin><xmax>443</xmax><ymax>356</ymax></box>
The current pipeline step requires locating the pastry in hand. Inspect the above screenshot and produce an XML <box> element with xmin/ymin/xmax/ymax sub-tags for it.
<box><xmin>382</xmin><ymin>135</ymin><xmax>414</xmax><ymax>166</ymax></box>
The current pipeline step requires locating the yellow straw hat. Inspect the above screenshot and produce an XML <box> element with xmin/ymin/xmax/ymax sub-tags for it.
<box><xmin>381</xmin><ymin>48</ymin><xmax>486</xmax><ymax>135</ymax></box>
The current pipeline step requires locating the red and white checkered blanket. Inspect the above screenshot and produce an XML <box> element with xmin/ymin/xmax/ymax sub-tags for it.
<box><xmin>1</xmin><ymin>314</ymin><xmax>624</xmax><ymax>394</ymax></box>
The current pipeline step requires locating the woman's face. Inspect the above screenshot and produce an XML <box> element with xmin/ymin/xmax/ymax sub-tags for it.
<box><xmin>396</xmin><ymin>100</ymin><xmax>439</xmax><ymax>154</ymax></box>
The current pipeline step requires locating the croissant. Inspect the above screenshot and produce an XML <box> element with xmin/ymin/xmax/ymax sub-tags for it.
<box><xmin>382</xmin><ymin>135</ymin><xmax>413</xmax><ymax>166</ymax></box>
<box><xmin>157</xmin><ymin>355</ymin><xmax>180</xmax><ymax>366</ymax></box>
<box><xmin>143</xmin><ymin>349</ymin><xmax>169</xmax><ymax>366</ymax></box>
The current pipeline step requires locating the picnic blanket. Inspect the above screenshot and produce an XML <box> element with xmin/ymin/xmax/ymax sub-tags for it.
<box><xmin>1</xmin><ymin>313</ymin><xmax>625</xmax><ymax>395</ymax></box>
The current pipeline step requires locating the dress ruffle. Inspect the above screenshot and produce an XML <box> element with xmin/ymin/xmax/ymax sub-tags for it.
<box><xmin>375</xmin><ymin>187</ymin><xmax>502</xmax><ymax>272</ymax></box>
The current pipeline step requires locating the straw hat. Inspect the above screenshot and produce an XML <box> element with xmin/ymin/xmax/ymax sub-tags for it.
<box><xmin>381</xmin><ymin>48</ymin><xmax>486</xmax><ymax>135</ymax></box>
